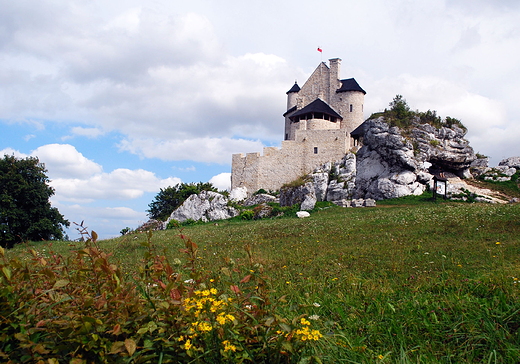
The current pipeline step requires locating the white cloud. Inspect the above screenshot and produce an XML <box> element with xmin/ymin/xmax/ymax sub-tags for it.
<box><xmin>50</xmin><ymin>169</ymin><xmax>181</xmax><ymax>203</ymax></box>
<box><xmin>1</xmin><ymin>147</ymin><xmax>29</xmax><ymax>159</ymax></box>
<box><xmin>118</xmin><ymin>137</ymin><xmax>265</xmax><ymax>164</ymax></box>
<box><xmin>209</xmin><ymin>173</ymin><xmax>231</xmax><ymax>191</ymax></box>
<box><xmin>68</xmin><ymin>126</ymin><xmax>105</xmax><ymax>139</ymax></box>
<box><xmin>30</xmin><ymin>144</ymin><xmax>103</xmax><ymax>179</ymax></box>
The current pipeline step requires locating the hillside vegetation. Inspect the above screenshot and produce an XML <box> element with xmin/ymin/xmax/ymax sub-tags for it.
<box><xmin>3</xmin><ymin>202</ymin><xmax>520</xmax><ymax>363</ymax></box>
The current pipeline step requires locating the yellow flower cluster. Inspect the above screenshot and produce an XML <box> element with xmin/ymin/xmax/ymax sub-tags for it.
<box><xmin>183</xmin><ymin>288</ymin><xmax>230</xmax><ymax>318</ymax></box>
<box><xmin>294</xmin><ymin>317</ymin><xmax>323</xmax><ymax>341</ymax></box>
<box><xmin>178</xmin><ymin>288</ymin><xmax>237</xmax><ymax>352</ymax></box>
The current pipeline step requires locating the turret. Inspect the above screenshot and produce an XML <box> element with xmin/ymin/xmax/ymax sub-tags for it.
<box><xmin>286</xmin><ymin>82</ymin><xmax>300</xmax><ymax>110</ymax></box>
<box><xmin>284</xmin><ymin>82</ymin><xmax>300</xmax><ymax>140</ymax></box>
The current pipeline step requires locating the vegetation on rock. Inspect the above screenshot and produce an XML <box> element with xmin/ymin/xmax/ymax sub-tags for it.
<box><xmin>370</xmin><ymin>95</ymin><xmax>467</xmax><ymax>132</ymax></box>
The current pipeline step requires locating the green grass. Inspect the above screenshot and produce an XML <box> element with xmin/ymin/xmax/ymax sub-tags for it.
<box><xmin>8</xmin><ymin>202</ymin><xmax>520</xmax><ymax>363</ymax></box>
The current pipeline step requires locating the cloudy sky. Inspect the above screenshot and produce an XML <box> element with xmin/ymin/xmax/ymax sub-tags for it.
<box><xmin>2</xmin><ymin>0</ymin><xmax>519</xmax><ymax>239</ymax></box>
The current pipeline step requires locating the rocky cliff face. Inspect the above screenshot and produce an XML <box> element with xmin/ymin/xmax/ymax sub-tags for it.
<box><xmin>353</xmin><ymin>117</ymin><xmax>477</xmax><ymax>200</ymax></box>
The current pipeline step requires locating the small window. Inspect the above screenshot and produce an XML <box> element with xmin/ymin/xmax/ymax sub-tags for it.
<box><xmin>285</xmin><ymin>133</ymin><xmax>288</xmax><ymax>140</ymax></box>
<box><xmin>350</xmin><ymin>104</ymin><xmax>353</xmax><ymax>112</ymax></box>
<box><xmin>313</xmin><ymin>147</ymin><xmax>318</xmax><ymax>154</ymax></box>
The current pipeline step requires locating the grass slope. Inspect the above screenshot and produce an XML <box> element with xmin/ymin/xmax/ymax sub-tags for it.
<box><xmin>9</xmin><ymin>202</ymin><xmax>520</xmax><ymax>363</ymax></box>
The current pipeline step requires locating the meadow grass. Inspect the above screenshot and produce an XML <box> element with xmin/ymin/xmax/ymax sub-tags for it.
<box><xmin>8</xmin><ymin>202</ymin><xmax>520</xmax><ymax>363</ymax></box>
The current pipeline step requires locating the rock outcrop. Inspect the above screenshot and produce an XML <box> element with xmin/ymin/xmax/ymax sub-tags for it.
<box><xmin>166</xmin><ymin>191</ymin><xmax>239</xmax><ymax>223</ymax></box>
<box><xmin>279</xmin><ymin>182</ymin><xmax>317</xmax><ymax>210</ymax></box>
<box><xmin>353</xmin><ymin>117</ymin><xmax>478</xmax><ymax>200</ymax></box>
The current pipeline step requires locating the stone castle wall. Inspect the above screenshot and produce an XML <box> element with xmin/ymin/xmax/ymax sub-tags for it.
<box><xmin>231</xmin><ymin>129</ymin><xmax>349</xmax><ymax>192</ymax></box>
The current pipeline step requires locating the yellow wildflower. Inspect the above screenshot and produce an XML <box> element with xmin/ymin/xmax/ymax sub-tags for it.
<box><xmin>222</xmin><ymin>340</ymin><xmax>237</xmax><ymax>352</ymax></box>
<box><xmin>183</xmin><ymin>339</ymin><xmax>192</xmax><ymax>350</ymax></box>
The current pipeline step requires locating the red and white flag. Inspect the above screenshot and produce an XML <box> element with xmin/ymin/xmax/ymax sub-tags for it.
<box><xmin>317</xmin><ymin>47</ymin><xmax>322</xmax><ymax>53</ymax></box>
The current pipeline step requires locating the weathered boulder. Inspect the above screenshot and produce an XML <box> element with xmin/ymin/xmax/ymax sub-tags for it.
<box><xmin>412</xmin><ymin>123</ymin><xmax>476</xmax><ymax>177</ymax></box>
<box><xmin>166</xmin><ymin>191</ymin><xmax>239</xmax><ymax>223</ymax></box>
<box><xmin>296</xmin><ymin>211</ymin><xmax>310</xmax><ymax>218</ymax></box>
<box><xmin>326</xmin><ymin>180</ymin><xmax>349</xmax><ymax>202</ymax></box>
<box><xmin>310</xmin><ymin>171</ymin><xmax>329</xmax><ymax>202</ymax></box>
<box><xmin>279</xmin><ymin>182</ymin><xmax>316</xmax><ymax>210</ymax></box>
<box><xmin>499</xmin><ymin>156</ymin><xmax>520</xmax><ymax>169</ymax></box>
<box><xmin>470</xmin><ymin>157</ymin><xmax>490</xmax><ymax>176</ymax></box>
<box><xmin>243</xmin><ymin>193</ymin><xmax>278</xmax><ymax>206</ymax></box>
<box><xmin>253</xmin><ymin>203</ymin><xmax>274</xmax><ymax>219</ymax></box>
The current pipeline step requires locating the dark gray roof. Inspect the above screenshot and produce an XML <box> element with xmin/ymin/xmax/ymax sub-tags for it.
<box><xmin>290</xmin><ymin>99</ymin><xmax>342</xmax><ymax>120</ymax></box>
<box><xmin>336</xmin><ymin>78</ymin><xmax>366</xmax><ymax>94</ymax></box>
<box><xmin>350</xmin><ymin>120</ymin><xmax>369</xmax><ymax>138</ymax></box>
<box><xmin>283</xmin><ymin>105</ymin><xmax>297</xmax><ymax>117</ymax></box>
<box><xmin>286</xmin><ymin>82</ymin><xmax>301</xmax><ymax>94</ymax></box>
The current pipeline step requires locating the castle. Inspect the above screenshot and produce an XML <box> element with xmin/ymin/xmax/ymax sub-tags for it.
<box><xmin>231</xmin><ymin>58</ymin><xmax>366</xmax><ymax>193</ymax></box>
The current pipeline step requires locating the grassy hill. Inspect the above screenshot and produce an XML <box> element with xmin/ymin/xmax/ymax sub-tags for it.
<box><xmin>5</xmin><ymin>201</ymin><xmax>520</xmax><ymax>363</ymax></box>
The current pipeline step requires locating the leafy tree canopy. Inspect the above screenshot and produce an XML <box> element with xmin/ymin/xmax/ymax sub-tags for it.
<box><xmin>147</xmin><ymin>182</ymin><xmax>218</xmax><ymax>221</ymax></box>
<box><xmin>0</xmin><ymin>155</ymin><xmax>69</xmax><ymax>248</ymax></box>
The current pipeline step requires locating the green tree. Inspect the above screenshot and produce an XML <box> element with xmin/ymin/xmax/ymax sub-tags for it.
<box><xmin>147</xmin><ymin>182</ymin><xmax>218</xmax><ymax>221</ymax></box>
<box><xmin>0</xmin><ymin>155</ymin><xmax>69</xmax><ymax>248</ymax></box>
<box><xmin>388</xmin><ymin>95</ymin><xmax>412</xmax><ymax>121</ymax></box>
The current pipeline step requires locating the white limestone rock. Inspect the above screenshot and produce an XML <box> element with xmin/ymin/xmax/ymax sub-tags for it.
<box><xmin>243</xmin><ymin>194</ymin><xmax>278</xmax><ymax>206</ymax></box>
<box><xmin>229</xmin><ymin>187</ymin><xmax>248</xmax><ymax>202</ymax></box>
<box><xmin>167</xmin><ymin>191</ymin><xmax>238</xmax><ymax>223</ymax></box>
<box><xmin>300</xmin><ymin>194</ymin><xmax>317</xmax><ymax>211</ymax></box>
<box><xmin>280</xmin><ymin>182</ymin><xmax>316</xmax><ymax>210</ymax></box>
<box><xmin>296</xmin><ymin>211</ymin><xmax>310</xmax><ymax>218</ymax></box>
<box><xmin>499</xmin><ymin>157</ymin><xmax>520</xmax><ymax>169</ymax></box>
<box><xmin>311</xmin><ymin>172</ymin><xmax>329</xmax><ymax>202</ymax></box>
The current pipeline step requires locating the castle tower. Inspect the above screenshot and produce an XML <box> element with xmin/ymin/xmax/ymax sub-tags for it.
<box><xmin>284</xmin><ymin>58</ymin><xmax>365</xmax><ymax>142</ymax></box>
<box><xmin>231</xmin><ymin>57</ymin><xmax>367</xmax><ymax>193</ymax></box>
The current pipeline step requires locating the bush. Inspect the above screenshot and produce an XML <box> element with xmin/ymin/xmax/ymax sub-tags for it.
<box><xmin>166</xmin><ymin>219</ymin><xmax>180</xmax><ymax>229</ymax></box>
<box><xmin>0</xmin><ymin>232</ymin><xmax>325</xmax><ymax>363</ymax></box>
<box><xmin>239</xmin><ymin>210</ymin><xmax>254</xmax><ymax>220</ymax></box>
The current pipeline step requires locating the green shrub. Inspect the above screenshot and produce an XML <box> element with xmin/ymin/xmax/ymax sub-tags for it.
<box><xmin>239</xmin><ymin>210</ymin><xmax>254</xmax><ymax>220</ymax></box>
<box><xmin>166</xmin><ymin>219</ymin><xmax>180</xmax><ymax>229</ymax></box>
<box><xmin>181</xmin><ymin>218</ymin><xmax>199</xmax><ymax>226</ymax></box>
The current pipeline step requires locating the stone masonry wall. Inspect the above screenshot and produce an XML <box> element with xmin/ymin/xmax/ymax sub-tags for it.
<box><xmin>231</xmin><ymin>129</ymin><xmax>349</xmax><ymax>192</ymax></box>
